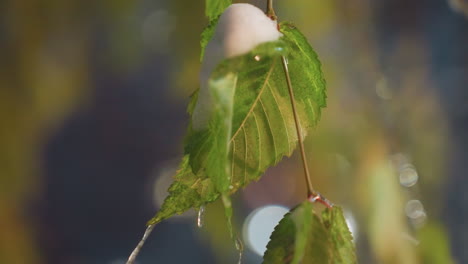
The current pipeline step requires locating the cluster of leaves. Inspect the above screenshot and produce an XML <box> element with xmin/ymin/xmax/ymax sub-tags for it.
<box><xmin>143</xmin><ymin>1</ymin><xmax>356</xmax><ymax>263</ymax></box>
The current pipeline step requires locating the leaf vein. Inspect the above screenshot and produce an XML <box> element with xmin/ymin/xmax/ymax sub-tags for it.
<box><xmin>229</xmin><ymin>59</ymin><xmax>277</xmax><ymax>144</ymax></box>
<box><xmin>252</xmin><ymin>112</ymin><xmax>261</xmax><ymax>173</ymax></box>
<box><xmin>267</xmin><ymin>82</ymin><xmax>291</xmax><ymax>154</ymax></box>
<box><xmin>259</xmin><ymin>97</ymin><xmax>278</xmax><ymax>162</ymax></box>
<box><xmin>242</xmin><ymin>127</ymin><xmax>247</xmax><ymax>184</ymax></box>
<box><xmin>230</xmin><ymin>137</ymin><xmax>236</xmax><ymax>186</ymax></box>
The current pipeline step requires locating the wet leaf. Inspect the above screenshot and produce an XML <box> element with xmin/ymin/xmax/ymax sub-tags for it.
<box><xmin>206</xmin><ymin>0</ymin><xmax>231</xmax><ymax>20</ymax></box>
<box><xmin>263</xmin><ymin>203</ymin><xmax>356</xmax><ymax>264</ymax></box>
<box><xmin>263</xmin><ymin>202</ymin><xmax>323</xmax><ymax>264</ymax></box>
<box><xmin>148</xmin><ymin>22</ymin><xmax>326</xmax><ymax>226</ymax></box>
<box><xmin>200</xmin><ymin>16</ymin><xmax>219</xmax><ymax>62</ymax></box>
<box><xmin>322</xmin><ymin>207</ymin><xmax>357</xmax><ymax>263</ymax></box>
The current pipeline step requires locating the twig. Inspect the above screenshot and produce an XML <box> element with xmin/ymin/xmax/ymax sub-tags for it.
<box><xmin>281</xmin><ymin>56</ymin><xmax>333</xmax><ymax>208</ymax></box>
<box><xmin>266</xmin><ymin>0</ymin><xmax>277</xmax><ymax>20</ymax></box>
<box><xmin>280</xmin><ymin>56</ymin><xmax>314</xmax><ymax>196</ymax></box>
<box><xmin>126</xmin><ymin>224</ymin><xmax>155</xmax><ymax>264</ymax></box>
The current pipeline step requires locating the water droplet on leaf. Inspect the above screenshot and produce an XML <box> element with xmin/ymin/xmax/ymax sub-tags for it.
<box><xmin>275</xmin><ymin>46</ymin><xmax>284</xmax><ymax>52</ymax></box>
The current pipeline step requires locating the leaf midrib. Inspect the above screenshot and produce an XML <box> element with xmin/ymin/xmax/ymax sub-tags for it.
<box><xmin>229</xmin><ymin>57</ymin><xmax>278</xmax><ymax>144</ymax></box>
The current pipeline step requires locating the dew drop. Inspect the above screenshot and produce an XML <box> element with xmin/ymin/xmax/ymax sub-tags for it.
<box><xmin>242</xmin><ymin>205</ymin><xmax>289</xmax><ymax>256</ymax></box>
<box><xmin>197</xmin><ymin>205</ymin><xmax>206</xmax><ymax>228</ymax></box>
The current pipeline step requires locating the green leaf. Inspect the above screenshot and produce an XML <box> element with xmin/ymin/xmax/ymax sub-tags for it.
<box><xmin>148</xmin><ymin>156</ymin><xmax>218</xmax><ymax>224</ymax></box>
<box><xmin>263</xmin><ymin>201</ymin><xmax>316</xmax><ymax>264</ymax></box>
<box><xmin>221</xmin><ymin>193</ymin><xmax>234</xmax><ymax>238</ymax></box>
<box><xmin>225</xmin><ymin>22</ymin><xmax>326</xmax><ymax>192</ymax></box>
<box><xmin>186</xmin><ymin>71</ymin><xmax>237</xmax><ymax>193</ymax></box>
<box><xmin>148</xmin><ymin>22</ymin><xmax>326</xmax><ymax>226</ymax></box>
<box><xmin>200</xmin><ymin>17</ymin><xmax>219</xmax><ymax>62</ymax></box>
<box><xmin>205</xmin><ymin>0</ymin><xmax>231</xmax><ymax>20</ymax></box>
<box><xmin>417</xmin><ymin>221</ymin><xmax>455</xmax><ymax>264</ymax></box>
<box><xmin>322</xmin><ymin>207</ymin><xmax>358</xmax><ymax>263</ymax></box>
<box><xmin>263</xmin><ymin>204</ymin><xmax>356</xmax><ymax>264</ymax></box>
<box><xmin>279</xmin><ymin>22</ymin><xmax>326</xmax><ymax>111</ymax></box>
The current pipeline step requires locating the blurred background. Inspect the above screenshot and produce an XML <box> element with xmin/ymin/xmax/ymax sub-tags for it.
<box><xmin>0</xmin><ymin>0</ymin><xmax>467</xmax><ymax>263</ymax></box>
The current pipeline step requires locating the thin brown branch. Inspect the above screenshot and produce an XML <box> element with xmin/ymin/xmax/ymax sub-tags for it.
<box><xmin>126</xmin><ymin>224</ymin><xmax>155</xmax><ymax>264</ymax></box>
<box><xmin>266</xmin><ymin>0</ymin><xmax>277</xmax><ymax>20</ymax></box>
<box><xmin>281</xmin><ymin>56</ymin><xmax>333</xmax><ymax>208</ymax></box>
<box><xmin>280</xmin><ymin>56</ymin><xmax>315</xmax><ymax>197</ymax></box>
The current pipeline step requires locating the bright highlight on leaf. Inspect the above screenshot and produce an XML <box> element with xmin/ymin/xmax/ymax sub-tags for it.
<box><xmin>198</xmin><ymin>4</ymin><xmax>283</xmax><ymax>130</ymax></box>
<box><xmin>263</xmin><ymin>203</ymin><xmax>357</xmax><ymax>264</ymax></box>
<box><xmin>206</xmin><ymin>4</ymin><xmax>283</xmax><ymax>59</ymax></box>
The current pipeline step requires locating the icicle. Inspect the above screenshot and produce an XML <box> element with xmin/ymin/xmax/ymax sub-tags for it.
<box><xmin>197</xmin><ymin>205</ymin><xmax>206</xmax><ymax>228</ymax></box>
<box><xmin>235</xmin><ymin>236</ymin><xmax>244</xmax><ymax>264</ymax></box>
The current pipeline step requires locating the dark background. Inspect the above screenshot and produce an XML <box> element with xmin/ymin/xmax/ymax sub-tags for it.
<box><xmin>0</xmin><ymin>0</ymin><xmax>466</xmax><ymax>263</ymax></box>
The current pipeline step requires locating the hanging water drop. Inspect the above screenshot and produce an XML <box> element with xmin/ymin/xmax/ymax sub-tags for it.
<box><xmin>197</xmin><ymin>205</ymin><xmax>206</xmax><ymax>228</ymax></box>
<box><xmin>235</xmin><ymin>237</ymin><xmax>244</xmax><ymax>264</ymax></box>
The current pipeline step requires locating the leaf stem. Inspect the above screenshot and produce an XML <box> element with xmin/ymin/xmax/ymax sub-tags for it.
<box><xmin>266</xmin><ymin>0</ymin><xmax>277</xmax><ymax>20</ymax></box>
<box><xmin>126</xmin><ymin>224</ymin><xmax>155</xmax><ymax>264</ymax></box>
<box><xmin>280</xmin><ymin>56</ymin><xmax>315</xmax><ymax>198</ymax></box>
<box><xmin>281</xmin><ymin>56</ymin><xmax>333</xmax><ymax>208</ymax></box>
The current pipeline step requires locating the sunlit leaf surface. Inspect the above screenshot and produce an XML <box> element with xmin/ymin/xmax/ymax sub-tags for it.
<box><xmin>148</xmin><ymin>22</ymin><xmax>326</xmax><ymax>225</ymax></box>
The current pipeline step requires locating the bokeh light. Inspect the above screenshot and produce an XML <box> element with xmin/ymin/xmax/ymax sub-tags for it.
<box><xmin>405</xmin><ymin>200</ymin><xmax>427</xmax><ymax>228</ymax></box>
<box><xmin>242</xmin><ymin>205</ymin><xmax>289</xmax><ymax>256</ymax></box>
<box><xmin>399</xmin><ymin>165</ymin><xmax>419</xmax><ymax>188</ymax></box>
